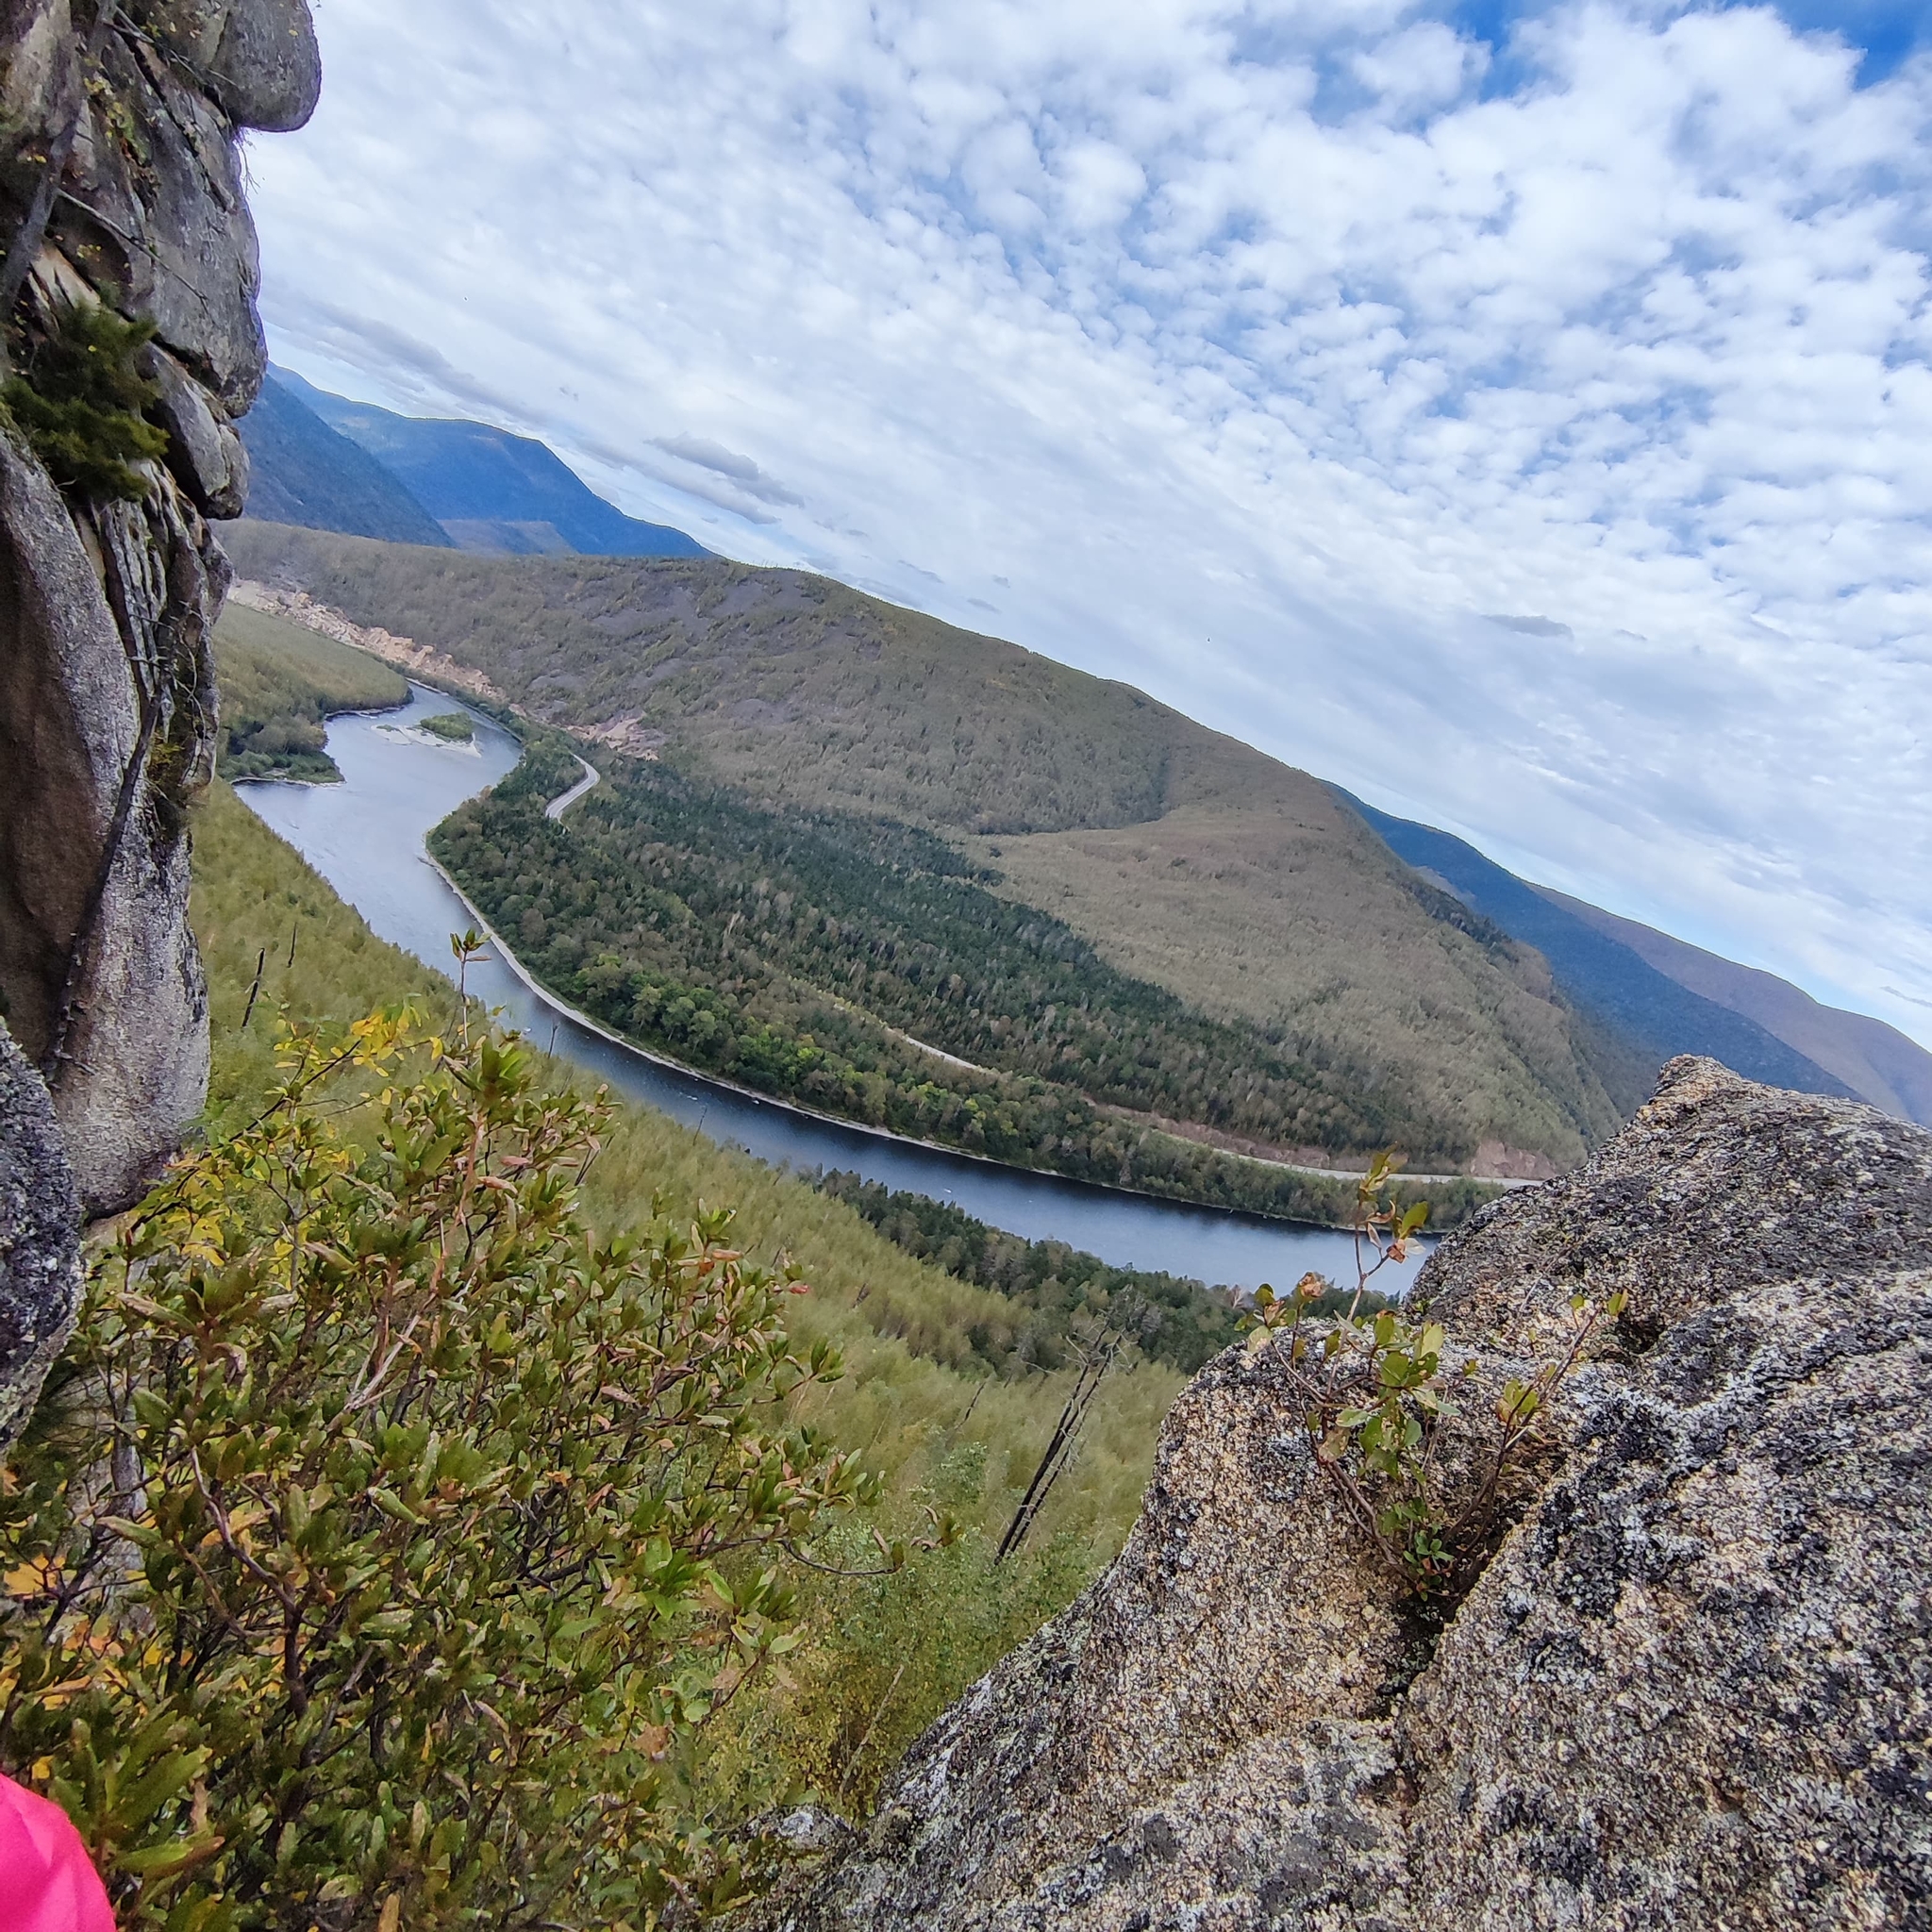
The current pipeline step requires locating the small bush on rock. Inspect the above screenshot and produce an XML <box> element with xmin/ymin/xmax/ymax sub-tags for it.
<box><xmin>4</xmin><ymin>301</ymin><xmax>169</xmax><ymax>502</ymax></box>
<box><xmin>1244</xmin><ymin>1154</ymin><xmax>1621</xmax><ymax>1601</ymax></box>
<box><xmin>0</xmin><ymin>1004</ymin><xmax>877</xmax><ymax>1930</ymax></box>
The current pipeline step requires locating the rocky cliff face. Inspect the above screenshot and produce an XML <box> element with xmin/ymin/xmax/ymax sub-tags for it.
<box><xmin>0</xmin><ymin>1017</ymin><xmax>79</xmax><ymax>1446</ymax></box>
<box><xmin>773</xmin><ymin>1059</ymin><xmax>1932</xmax><ymax>1930</ymax></box>
<box><xmin>0</xmin><ymin>0</ymin><xmax>314</xmax><ymax>1420</ymax></box>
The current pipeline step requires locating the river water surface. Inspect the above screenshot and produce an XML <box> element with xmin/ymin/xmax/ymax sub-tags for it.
<box><xmin>237</xmin><ymin>686</ymin><xmax>1429</xmax><ymax>1292</ymax></box>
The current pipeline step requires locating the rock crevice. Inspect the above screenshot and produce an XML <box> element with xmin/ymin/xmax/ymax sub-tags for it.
<box><xmin>0</xmin><ymin>1017</ymin><xmax>79</xmax><ymax>1448</ymax></box>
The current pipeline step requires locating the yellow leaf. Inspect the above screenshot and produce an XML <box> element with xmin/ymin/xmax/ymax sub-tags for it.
<box><xmin>378</xmin><ymin>1897</ymin><xmax>402</xmax><ymax>1932</ymax></box>
<box><xmin>4</xmin><ymin>1561</ymin><xmax>53</xmax><ymax>1598</ymax></box>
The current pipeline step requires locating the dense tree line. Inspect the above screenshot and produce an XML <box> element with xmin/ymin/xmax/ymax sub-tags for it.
<box><xmin>433</xmin><ymin>746</ymin><xmax>1488</xmax><ymax>1223</ymax></box>
<box><xmin>815</xmin><ymin>1172</ymin><xmax>1401</xmax><ymax>1376</ymax></box>
<box><xmin>816</xmin><ymin>1172</ymin><xmax>1243</xmax><ymax>1374</ymax></box>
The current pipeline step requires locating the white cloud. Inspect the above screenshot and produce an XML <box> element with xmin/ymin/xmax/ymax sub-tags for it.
<box><xmin>246</xmin><ymin>0</ymin><xmax>1932</xmax><ymax>1045</ymax></box>
<box><xmin>1352</xmin><ymin>21</ymin><xmax>1485</xmax><ymax>114</ymax></box>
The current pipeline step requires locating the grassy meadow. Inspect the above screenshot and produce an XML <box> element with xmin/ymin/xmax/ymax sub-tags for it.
<box><xmin>190</xmin><ymin>779</ymin><xmax>1179</xmax><ymax>1815</ymax></box>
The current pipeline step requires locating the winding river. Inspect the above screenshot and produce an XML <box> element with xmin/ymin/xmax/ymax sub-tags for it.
<box><xmin>236</xmin><ymin>685</ymin><xmax>1430</xmax><ymax>1292</ymax></box>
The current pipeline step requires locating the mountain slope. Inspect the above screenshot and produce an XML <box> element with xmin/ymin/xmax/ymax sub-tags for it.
<box><xmin>233</xmin><ymin>374</ymin><xmax>454</xmax><ymax>547</ymax></box>
<box><xmin>1339</xmin><ymin>792</ymin><xmax>1857</xmax><ymax>1110</ymax></box>
<box><xmin>218</xmin><ymin>521</ymin><xmax>1628</xmax><ymax>1175</ymax></box>
<box><xmin>273</xmin><ymin>368</ymin><xmax>710</xmax><ymax>559</ymax></box>
<box><xmin>969</xmin><ymin>799</ymin><xmax>1623</xmax><ymax>1178</ymax></box>
<box><xmin>1539</xmin><ymin>886</ymin><xmax>1932</xmax><ymax>1125</ymax></box>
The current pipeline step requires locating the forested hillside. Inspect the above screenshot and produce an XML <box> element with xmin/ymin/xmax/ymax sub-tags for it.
<box><xmin>432</xmin><ymin>738</ymin><xmax>1490</xmax><ymax>1221</ymax></box>
<box><xmin>222</xmin><ymin>522</ymin><xmax>1630</xmax><ymax>1173</ymax></box>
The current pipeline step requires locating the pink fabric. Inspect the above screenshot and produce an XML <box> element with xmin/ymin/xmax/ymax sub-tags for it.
<box><xmin>0</xmin><ymin>1777</ymin><xmax>114</xmax><ymax>1932</ymax></box>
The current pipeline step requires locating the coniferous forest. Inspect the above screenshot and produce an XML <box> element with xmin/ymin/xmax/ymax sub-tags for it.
<box><xmin>432</xmin><ymin>741</ymin><xmax>1491</xmax><ymax>1226</ymax></box>
<box><xmin>811</xmin><ymin>1171</ymin><xmax>1399</xmax><ymax>1374</ymax></box>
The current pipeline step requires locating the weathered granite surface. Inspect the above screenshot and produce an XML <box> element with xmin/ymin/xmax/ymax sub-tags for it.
<box><xmin>772</xmin><ymin>1060</ymin><xmax>1932</xmax><ymax>1930</ymax></box>
<box><xmin>0</xmin><ymin>1016</ymin><xmax>79</xmax><ymax>1445</ymax></box>
<box><xmin>0</xmin><ymin>0</ymin><xmax>316</xmax><ymax>1211</ymax></box>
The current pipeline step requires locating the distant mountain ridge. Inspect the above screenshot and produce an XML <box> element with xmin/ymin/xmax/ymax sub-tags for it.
<box><xmin>1539</xmin><ymin>885</ymin><xmax>1932</xmax><ymax>1126</ymax></box>
<box><xmin>1341</xmin><ymin>791</ymin><xmax>1932</xmax><ymax>1126</ymax></box>
<box><xmin>235</xmin><ymin>375</ymin><xmax>455</xmax><ymax>549</ymax></box>
<box><xmin>235</xmin><ymin>370</ymin><xmax>709</xmax><ymax>561</ymax></box>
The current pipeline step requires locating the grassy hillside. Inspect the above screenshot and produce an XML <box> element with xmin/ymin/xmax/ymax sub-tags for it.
<box><xmin>191</xmin><ymin>780</ymin><xmax>1180</xmax><ymax>1808</ymax></box>
<box><xmin>211</xmin><ymin>600</ymin><xmax>408</xmax><ymax>783</ymax></box>
<box><xmin>219</xmin><ymin>522</ymin><xmax>1625</xmax><ymax>1171</ymax></box>
<box><xmin>974</xmin><ymin>804</ymin><xmax>1625</xmax><ymax>1179</ymax></box>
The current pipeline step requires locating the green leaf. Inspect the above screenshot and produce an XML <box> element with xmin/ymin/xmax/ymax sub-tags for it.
<box><xmin>117</xmin><ymin>1831</ymin><xmax>224</xmax><ymax>1877</ymax></box>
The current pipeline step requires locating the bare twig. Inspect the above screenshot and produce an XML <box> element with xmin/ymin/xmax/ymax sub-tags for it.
<box><xmin>241</xmin><ymin>946</ymin><xmax>267</xmax><ymax>1030</ymax></box>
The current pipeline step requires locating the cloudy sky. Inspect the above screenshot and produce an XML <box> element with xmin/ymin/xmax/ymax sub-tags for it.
<box><xmin>251</xmin><ymin>0</ymin><xmax>1932</xmax><ymax>1043</ymax></box>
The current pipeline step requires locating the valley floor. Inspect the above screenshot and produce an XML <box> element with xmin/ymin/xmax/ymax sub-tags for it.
<box><xmin>426</xmin><ymin>844</ymin><xmax>1508</xmax><ymax>1221</ymax></box>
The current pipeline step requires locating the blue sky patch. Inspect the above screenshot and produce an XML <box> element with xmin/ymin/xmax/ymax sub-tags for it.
<box><xmin>1441</xmin><ymin>0</ymin><xmax>1927</xmax><ymax>85</ymax></box>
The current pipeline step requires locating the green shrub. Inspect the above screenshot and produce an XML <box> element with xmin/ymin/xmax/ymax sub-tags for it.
<box><xmin>418</xmin><ymin>713</ymin><xmax>475</xmax><ymax>743</ymax></box>
<box><xmin>0</xmin><ymin>1007</ymin><xmax>880</xmax><ymax>1930</ymax></box>
<box><xmin>1241</xmin><ymin>1155</ymin><xmax>1620</xmax><ymax>1604</ymax></box>
<box><xmin>180</xmin><ymin>784</ymin><xmax>1179</xmax><ymax>1849</ymax></box>
<box><xmin>4</xmin><ymin>302</ymin><xmax>169</xmax><ymax>502</ymax></box>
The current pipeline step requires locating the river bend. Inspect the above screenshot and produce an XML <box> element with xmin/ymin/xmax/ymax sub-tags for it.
<box><xmin>236</xmin><ymin>686</ymin><xmax>1430</xmax><ymax>1293</ymax></box>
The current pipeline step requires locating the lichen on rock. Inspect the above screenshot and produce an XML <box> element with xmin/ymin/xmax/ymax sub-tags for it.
<box><xmin>769</xmin><ymin>1059</ymin><xmax>1932</xmax><ymax>1930</ymax></box>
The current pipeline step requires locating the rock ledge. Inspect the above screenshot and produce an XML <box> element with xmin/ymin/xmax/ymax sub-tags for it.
<box><xmin>772</xmin><ymin>1060</ymin><xmax>1932</xmax><ymax>1931</ymax></box>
